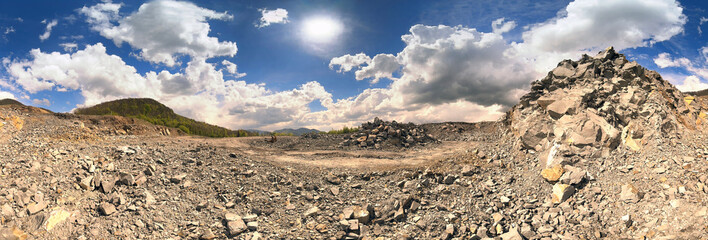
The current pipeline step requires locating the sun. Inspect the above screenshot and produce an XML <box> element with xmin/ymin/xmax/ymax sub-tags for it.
<box><xmin>301</xmin><ymin>16</ymin><xmax>343</xmax><ymax>44</ymax></box>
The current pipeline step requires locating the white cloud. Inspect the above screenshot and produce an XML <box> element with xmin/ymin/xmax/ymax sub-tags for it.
<box><xmin>81</xmin><ymin>0</ymin><xmax>237</xmax><ymax>66</ymax></box>
<box><xmin>0</xmin><ymin>91</ymin><xmax>14</xmax><ymax>100</ymax></box>
<box><xmin>4</xmin><ymin>27</ymin><xmax>14</xmax><ymax>35</ymax></box>
<box><xmin>3</xmin><ymin>43</ymin><xmax>335</xmax><ymax>130</ymax></box>
<box><xmin>701</xmin><ymin>46</ymin><xmax>708</xmax><ymax>64</ymax></box>
<box><xmin>514</xmin><ymin>0</ymin><xmax>686</xmax><ymax>72</ymax></box>
<box><xmin>79</xmin><ymin>2</ymin><xmax>122</xmax><ymax>32</ymax></box>
<box><xmin>354</xmin><ymin>54</ymin><xmax>399</xmax><ymax>84</ymax></box>
<box><xmin>491</xmin><ymin>18</ymin><xmax>516</xmax><ymax>34</ymax></box>
<box><xmin>654</xmin><ymin>52</ymin><xmax>691</xmax><ymax>68</ymax></box>
<box><xmin>39</xmin><ymin>19</ymin><xmax>58</xmax><ymax>41</ymax></box>
<box><xmin>319</xmin><ymin>23</ymin><xmax>534</xmax><ymax>129</ymax></box>
<box><xmin>673</xmin><ymin>75</ymin><xmax>708</xmax><ymax>92</ymax></box>
<box><xmin>60</xmin><ymin>43</ymin><xmax>78</xmax><ymax>52</ymax></box>
<box><xmin>5</xmin><ymin>43</ymin><xmax>162</xmax><ymax>106</ymax></box>
<box><xmin>221</xmin><ymin>60</ymin><xmax>246</xmax><ymax>78</ymax></box>
<box><xmin>654</xmin><ymin>52</ymin><xmax>708</xmax><ymax>80</ymax></box>
<box><xmin>329</xmin><ymin>53</ymin><xmax>371</xmax><ymax>73</ymax></box>
<box><xmin>32</xmin><ymin>98</ymin><xmax>50</xmax><ymax>106</ymax></box>
<box><xmin>256</xmin><ymin>8</ymin><xmax>289</xmax><ymax>28</ymax></box>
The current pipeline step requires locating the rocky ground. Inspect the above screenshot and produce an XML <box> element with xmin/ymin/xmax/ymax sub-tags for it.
<box><xmin>1</xmin><ymin>48</ymin><xmax>707</xmax><ymax>240</ymax></box>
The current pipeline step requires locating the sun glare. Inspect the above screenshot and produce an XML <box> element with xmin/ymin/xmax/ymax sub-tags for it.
<box><xmin>301</xmin><ymin>16</ymin><xmax>343</xmax><ymax>44</ymax></box>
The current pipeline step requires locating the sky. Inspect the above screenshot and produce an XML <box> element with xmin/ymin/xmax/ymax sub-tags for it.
<box><xmin>0</xmin><ymin>0</ymin><xmax>706</xmax><ymax>131</ymax></box>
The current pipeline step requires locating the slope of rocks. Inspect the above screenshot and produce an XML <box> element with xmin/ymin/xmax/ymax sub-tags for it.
<box><xmin>509</xmin><ymin>47</ymin><xmax>706</xmax><ymax>164</ymax></box>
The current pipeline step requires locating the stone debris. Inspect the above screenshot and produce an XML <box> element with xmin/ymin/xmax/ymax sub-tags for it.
<box><xmin>226</xmin><ymin>216</ymin><xmax>247</xmax><ymax>236</ymax></box>
<box><xmin>620</xmin><ymin>184</ymin><xmax>642</xmax><ymax>203</ymax></box>
<box><xmin>541</xmin><ymin>165</ymin><xmax>564</xmax><ymax>182</ymax></box>
<box><xmin>339</xmin><ymin>117</ymin><xmax>438</xmax><ymax>148</ymax></box>
<box><xmin>304</xmin><ymin>207</ymin><xmax>320</xmax><ymax>218</ymax></box>
<box><xmin>551</xmin><ymin>183</ymin><xmax>574</xmax><ymax>204</ymax></box>
<box><xmin>45</xmin><ymin>209</ymin><xmax>73</xmax><ymax>231</ymax></box>
<box><xmin>26</xmin><ymin>200</ymin><xmax>46</xmax><ymax>215</ymax></box>
<box><xmin>558</xmin><ymin>165</ymin><xmax>586</xmax><ymax>185</ymax></box>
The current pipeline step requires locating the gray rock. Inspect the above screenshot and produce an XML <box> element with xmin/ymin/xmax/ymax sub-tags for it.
<box><xmin>619</xmin><ymin>184</ymin><xmax>641</xmax><ymax>203</ymax></box>
<box><xmin>304</xmin><ymin>207</ymin><xmax>320</xmax><ymax>218</ymax></box>
<box><xmin>499</xmin><ymin>227</ymin><xmax>524</xmax><ymax>240</ymax></box>
<box><xmin>227</xmin><ymin>218</ymin><xmax>247</xmax><ymax>236</ymax></box>
<box><xmin>99</xmin><ymin>202</ymin><xmax>116</xmax><ymax>216</ymax></box>
<box><xmin>559</xmin><ymin>165</ymin><xmax>586</xmax><ymax>185</ymax></box>
<box><xmin>119</xmin><ymin>172</ymin><xmax>135</xmax><ymax>186</ymax></box>
<box><xmin>246</xmin><ymin>221</ymin><xmax>258</xmax><ymax>231</ymax></box>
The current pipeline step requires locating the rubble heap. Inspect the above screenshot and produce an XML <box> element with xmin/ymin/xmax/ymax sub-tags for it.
<box><xmin>340</xmin><ymin>117</ymin><xmax>437</xmax><ymax>148</ymax></box>
<box><xmin>507</xmin><ymin>47</ymin><xmax>708</xmax><ymax>208</ymax></box>
<box><xmin>508</xmin><ymin>47</ymin><xmax>707</xmax><ymax>167</ymax></box>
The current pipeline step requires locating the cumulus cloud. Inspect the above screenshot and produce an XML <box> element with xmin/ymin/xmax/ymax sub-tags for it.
<box><xmin>32</xmin><ymin>98</ymin><xmax>50</xmax><ymax>106</ymax></box>
<box><xmin>321</xmin><ymin>23</ymin><xmax>534</xmax><ymax>128</ymax></box>
<box><xmin>5</xmin><ymin>43</ymin><xmax>162</xmax><ymax>106</ymax></box>
<box><xmin>491</xmin><ymin>18</ymin><xmax>516</xmax><ymax>34</ymax></box>
<box><xmin>654</xmin><ymin>52</ymin><xmax>708</xmax><ymax>80</ymax></box>
<box><xmin>0</xmin><ymin>91</ymin><xmax>14</xmax><ymax>100</ymax></box>
<box><xmin>256</xmin><ymin>8</ymin><xmax>289</xmax><ymax>28</ymax></box>
<box><xmin>354</xmin><ymin>54</ymin><xmax>399</xmax><ymax>84</ymax></box>
<box><xmin>39</xmin><ymin>19</ymin><xmax>58</xmax><ymax>41</ymax></box>
<box><xmin>654</xmin><ymin>52</ymin><xmax>691</xmax><ymax>68</ymax></box>
<box><xmin>81</xmin><ymin>0</ymin><xmax>237</xmax><ymax>66</ymax></box>
<box><xmin>673</xmin><ymin>75</ymin><xmax>708</xmax><ymax>92</ymax></box>
<box><xmin>221</xmin><ymin>60</ymin><xmax>246</xmax><ymax>78</ymax></box>
<box><xmin>514</xmin><ymin>0</ymin><xmax>686</xmax><ymax>72</ymax></box>
<box><xmin>3</xmin><ymin>43</ymin><xmax>335</xmax><ymax>130</ymax></box>
<box><xmin>701</xmin><ymin>46</ymin><xmax>708</xmax><ymax>64</ymax></box>
<box><xmin>60</xmin><ymin>43</ymin><xmax>78</xmax><ymax>52</ymax></box>
<box><xmin>329</xmin><ymin>53</ymin><xmax>371</xmax><ymax>73</ymax></box>
<box><xmin>699</xmin><ymin>17</ymin><xmax>708</xmax><ymax>35</ymax></box>
<box><xmin>79</xmin><ymin>2</ymin><xmax>121</xmax><ymax>31</ymax></box>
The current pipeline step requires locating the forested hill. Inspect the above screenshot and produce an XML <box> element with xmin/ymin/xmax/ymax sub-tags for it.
<box><xmin>74</xmin><ymin>98</ymin><xmax>259</xmax><ymax>137</ymax></box>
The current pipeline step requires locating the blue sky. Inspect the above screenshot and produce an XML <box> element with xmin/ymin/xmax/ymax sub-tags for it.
<box><xmin>0</xmin><ymin>0</ymin><xmax>706</xmax><ymax>130</ymax></box>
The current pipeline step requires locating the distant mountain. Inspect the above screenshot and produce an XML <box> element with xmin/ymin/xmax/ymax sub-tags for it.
<box><xmin>74</xmin><ymin>98</ymin><xmax>259</xmax><ymax>138</ymax></box>
<box><xmin>0</xmin><ymin>98</ymin><xmax>53</xmax><ymax>113</ymax></box>
<box><xmin>273</xmin><ymin>128</ymin><xmax>321</xmax><ymax>136</ymax></box>
<box><xmin>687</xmin><ymin>88</ymin><xmax>708</xmax><ymax>97</ymax></box>
<box><xmin>246</xmin><ymin>129</ymin><xmax>271</xmax><ymax>135</ymax></box>
<box><xmin>0</xmin><ymin>99</ymin><xmax>24</xmax><ymax>106</ymax></box>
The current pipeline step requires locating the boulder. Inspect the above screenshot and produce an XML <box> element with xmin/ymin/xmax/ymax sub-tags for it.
<box><xmin>551</xmin><ymin>183</ymin><xmax>574</xmax><ymax>204</ymax></box>
<box><xmin>541</xmin><ymin>165</ymin><xmax>564</xmax><ymax>182</ymax></box>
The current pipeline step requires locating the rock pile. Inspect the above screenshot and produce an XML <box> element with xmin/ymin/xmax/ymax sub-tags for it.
<box><xmin>340</xmin><ymin>117</ymin><xmax>437</xmax><ymax>148</ymax></box>
<box><xmin>509</xmin><ymin>47</ymin><xmax>706</xmax><ymax>163</ymax></box>
<box><xmin>508</xmin><ymin>47</ymin><xmax>708</xmax><ymax>206</ymax></box>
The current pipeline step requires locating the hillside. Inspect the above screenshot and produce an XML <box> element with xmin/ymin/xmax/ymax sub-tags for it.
<box><xmin>688</xmin><ymin>88</ymin><xmax>708</xmax><ymax>97</ymax></box>
<box><xmin>74</xmin><ymin>98</ymin><xmax>258</xmax><ymax>138</ymax></box>
<box><xmin>273</xmin><ymin>127</ymin><xmax>321</xmax><ymax>136</ymax></box>
<box><xmin>0</xmin><ymin>98</ymin><xmax>24</xmax><ymax>106</ymax></box>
